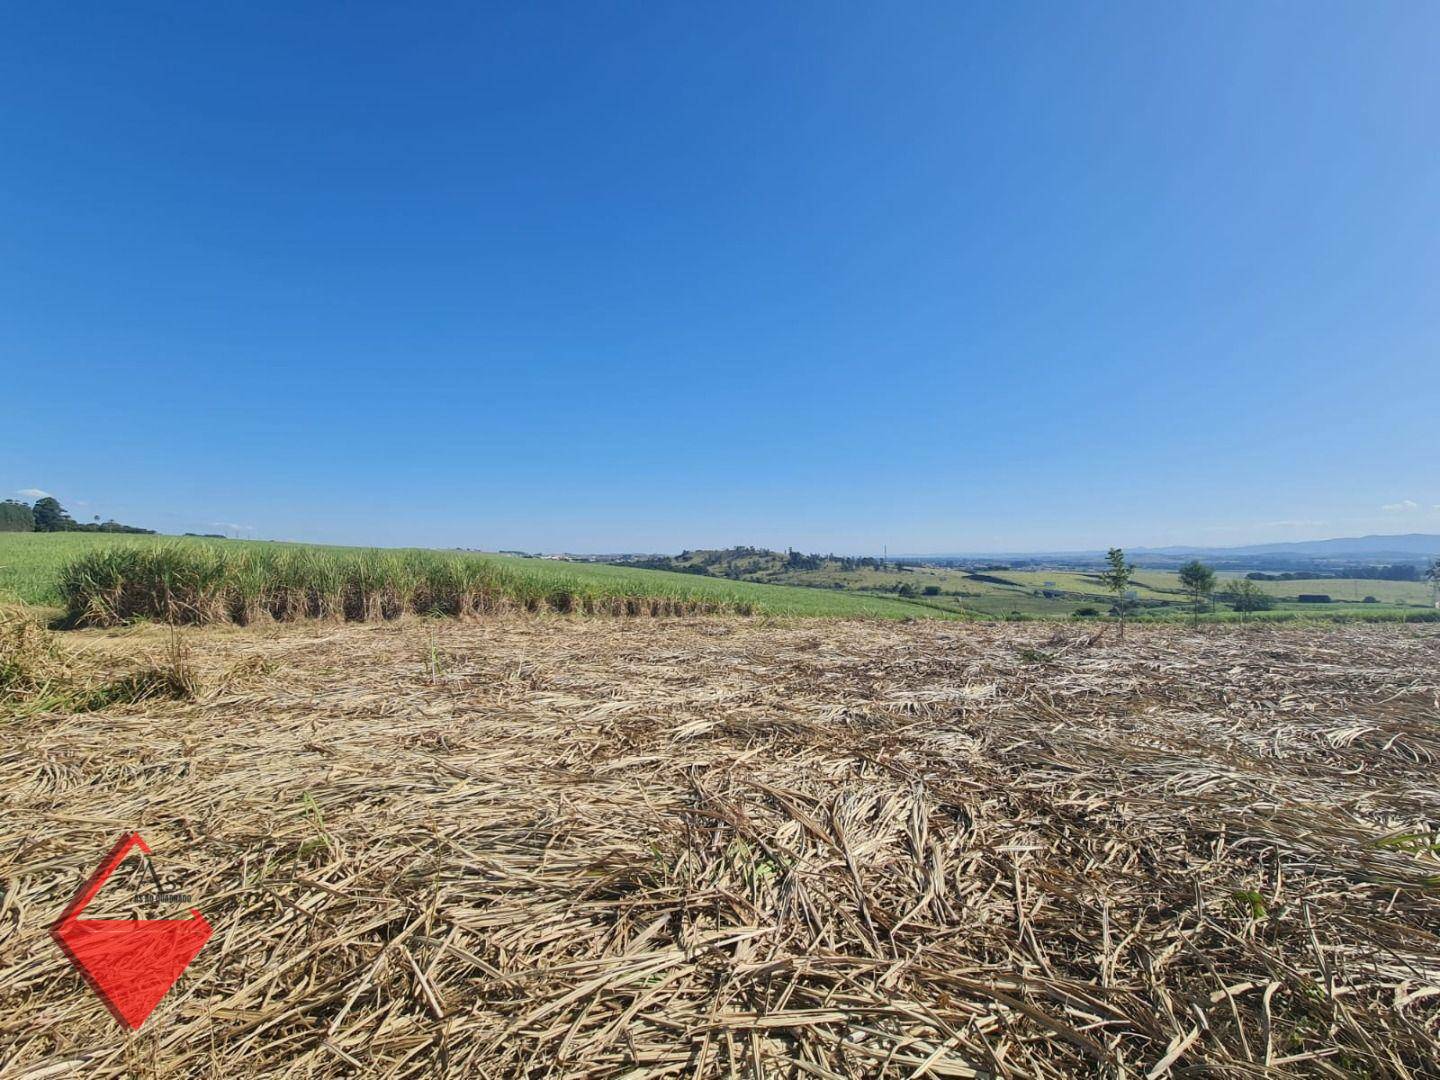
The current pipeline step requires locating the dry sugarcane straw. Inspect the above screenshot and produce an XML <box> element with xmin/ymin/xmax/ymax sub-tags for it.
<box><xmin>1</xmin><ymin>616</ymin><xmax>1437</xmax><ymax>1076</ymax></box>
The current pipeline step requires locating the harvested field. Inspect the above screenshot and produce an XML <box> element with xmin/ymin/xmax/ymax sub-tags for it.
<box><xmin>2</xmin><ymin>619</ymin><xmax>1439</xmax><ymax>1077</ymax></box>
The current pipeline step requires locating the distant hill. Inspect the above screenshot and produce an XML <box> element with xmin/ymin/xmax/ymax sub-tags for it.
<box><xmin>624</xmin><ymin>546</ymin><xmax>887</xmax><ymax>579</ymax></box>
<box><xmin>901</xmin><ymin>533</ymin><xmax>1440</xmax><ymax>564</ymax></box>
<box><xmin>1135</xmin><ymin>534</ymin><xmax>1440</xmax><ymax>558</ymax></box>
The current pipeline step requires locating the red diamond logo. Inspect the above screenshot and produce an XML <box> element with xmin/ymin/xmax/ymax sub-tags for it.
<box><xmin>51</xmin><ymin>833</ymin><xmax>212</xmax><ymax>1030</ymax></box>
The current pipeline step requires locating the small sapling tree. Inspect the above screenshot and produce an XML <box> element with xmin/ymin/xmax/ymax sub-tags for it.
<box><xmin>1226</xmin><ymin>578</ymin><xmax>1272</xmax><ymax>622</ymax></box>
<box><xmin>1100</xmin><ymin>547</ymin><xmax>1135</xmax><ymax>638</ymax></box>
<box><xmin>1178</xmin><ymin>559</ymin><xmax>1216</xmax><ymax>625</ymax></box>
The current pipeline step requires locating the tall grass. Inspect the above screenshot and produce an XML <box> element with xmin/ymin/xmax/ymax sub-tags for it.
<box><xmin>57</xmin><ymin>543</ymin><xmax>774</xmax><ymax>626</ymax></box>
<box><xmin>3</xmin><ymin>534</ymin><xmax>964</xmax><ymax>620</ymax></box>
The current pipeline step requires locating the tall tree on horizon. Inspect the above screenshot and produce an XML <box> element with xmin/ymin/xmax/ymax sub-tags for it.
<box><xmin>31</xmin><ymin>496</ymin><xmax>75</xmax><ymax>532</ymax></box>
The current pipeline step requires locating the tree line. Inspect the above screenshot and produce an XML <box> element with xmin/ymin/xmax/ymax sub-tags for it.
<box><xmin>0</xmin><ymin>496</ymin><xmax>154</xmax><ymax>534</ymax></box>
<box><xmin>1248</xmin><ymin>565</ymin><xmax>1426</xmax><ymax>582</ymax></box>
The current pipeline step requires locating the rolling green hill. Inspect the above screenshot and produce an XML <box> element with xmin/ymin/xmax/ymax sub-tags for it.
<box><xmin>617</xmin><ymin>547</ymin><xmax>1439</xmax><ymax>621</ymax></box>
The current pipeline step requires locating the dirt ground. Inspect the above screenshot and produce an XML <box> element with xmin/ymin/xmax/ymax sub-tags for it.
<box><xmin>2</xmin><ymin>617</ymin><xmax>1438</xmax><ymax>1077</ymax></box>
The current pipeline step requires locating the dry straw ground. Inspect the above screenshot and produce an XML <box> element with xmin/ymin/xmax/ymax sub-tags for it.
<box><xmin>2</xmin><ymin>617</ymin><xmax>1438</xmax><ymax>1077</ymax></box>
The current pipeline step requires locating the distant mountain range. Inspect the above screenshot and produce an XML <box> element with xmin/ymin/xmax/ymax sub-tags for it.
<box><xmin>1131</xmin><ymin>533</ymin><xmax>1440</xmax><ymax>558</ymax></box>
<box><xmin>900</xmin><ymin>533</ymin><xmax>1440</xmax><ymax>564</ymax></box>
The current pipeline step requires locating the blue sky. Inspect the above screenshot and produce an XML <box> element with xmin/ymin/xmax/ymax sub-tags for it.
<box><xmin>4</xmin><ymin>3</ymin><xmax>1438</xmax><ymax>554</ymax></box>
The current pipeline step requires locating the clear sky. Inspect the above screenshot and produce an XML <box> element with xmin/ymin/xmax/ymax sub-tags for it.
<box><xmin>4</xmin><ymin>3</ymin><xmax>1437</xmax><ymax>554</ymax></box>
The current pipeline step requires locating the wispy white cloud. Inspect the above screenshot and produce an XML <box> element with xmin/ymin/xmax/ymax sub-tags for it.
<box><xmin>210</xmin><ymin>521</ymin><xmax>255</xmax><ymax>534</ymax></box>
<box><xmin>1381</xmin><ymin>499</ymin><xmax>1419</xmax><ymax>512</ymax></box>
<box><xmin>14</xmin><ymin>488</ymin><xmax>51</xmax><ymax>500</ymax></box>
<box><xmin>1260</xmin><ymin>520</ymin><xmax>1325</xmax><ymax>529</ymax></box>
